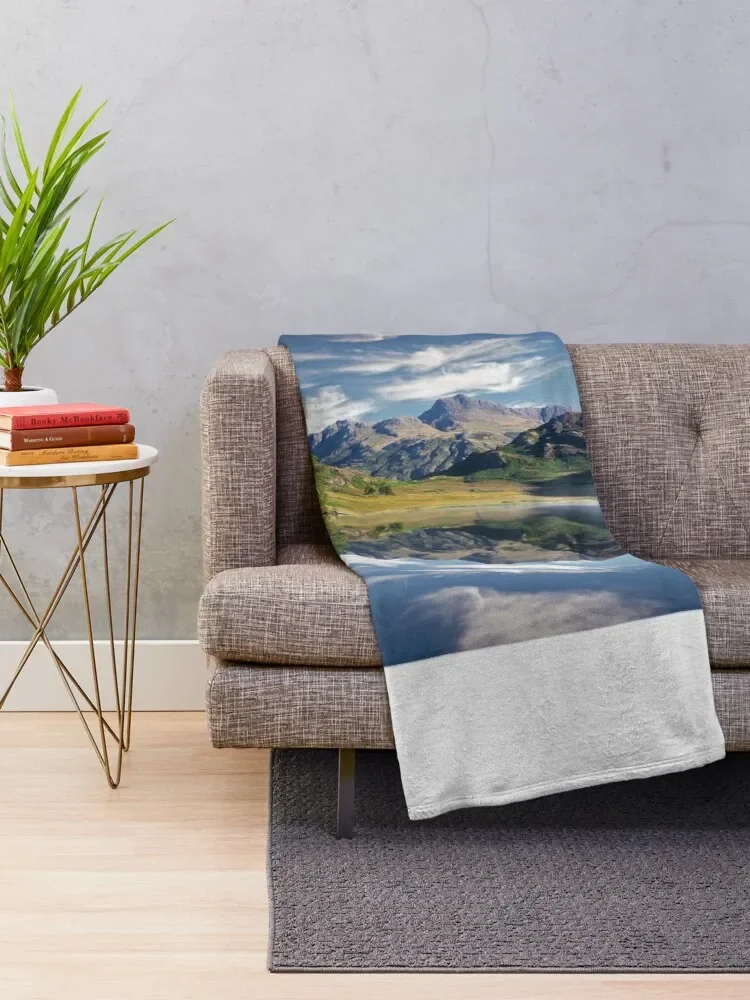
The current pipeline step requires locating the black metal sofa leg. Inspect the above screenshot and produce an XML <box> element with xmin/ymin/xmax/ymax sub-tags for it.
<box><xmin>336</xmin><ymin>748</ymin><xmax>356</xmax><ymax>839</ymax></box>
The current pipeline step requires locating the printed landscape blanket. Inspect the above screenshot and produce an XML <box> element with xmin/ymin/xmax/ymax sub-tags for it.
<box><xmin>280</xmin><ymin>331</ymin><xmax>725</xmax><ymax>820</ymax></box>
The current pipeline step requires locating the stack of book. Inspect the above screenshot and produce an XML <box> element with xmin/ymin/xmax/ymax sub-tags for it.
<box><xmin>0</xmin><ymin>403</ymin><xmax>137</xmax><ymax>467</ymax></box>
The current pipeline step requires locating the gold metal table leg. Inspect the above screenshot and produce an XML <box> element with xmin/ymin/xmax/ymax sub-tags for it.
<box><xmin>0</xmin><ymin>479</ymin><xmax>146</xmax><ymax>787</ymax></box>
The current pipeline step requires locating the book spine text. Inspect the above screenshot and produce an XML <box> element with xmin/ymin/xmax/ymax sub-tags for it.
<box><xmin>1</xmin><ymin>444</ymin><xmax>138</xmax><ymax>467</ymax></box>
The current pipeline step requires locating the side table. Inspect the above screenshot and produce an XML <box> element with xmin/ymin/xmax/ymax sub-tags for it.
<box><xmin>0</xmin><ymin>445</ymin><xmax>158</xmax><ymax>787</ymax></box>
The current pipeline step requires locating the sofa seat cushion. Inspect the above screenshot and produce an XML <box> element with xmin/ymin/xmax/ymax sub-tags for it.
<box><xmin>199</xmin><ymin>545</ymin><xmax>382</xmax><ymax>667</ymax></box>
<box><xmin>661</xmin><ymin>559</ymin><xmax>750</xmax><ymax>667</ymax></box>
<box><xmin>199</xmin><ymin>546</ymin><xmax>750</xmax><ymax>670</ymax></box>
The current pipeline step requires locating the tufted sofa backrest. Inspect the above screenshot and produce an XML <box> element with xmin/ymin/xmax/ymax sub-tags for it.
<box><xmin>268</xmin><ymin>343</ymin><xmax>750</xmax><ymax>560</ymax></box>
<box><xmin>569</xmin><ymin>344</ymin><xmax>750</xmax><ymax>558</ymax></box>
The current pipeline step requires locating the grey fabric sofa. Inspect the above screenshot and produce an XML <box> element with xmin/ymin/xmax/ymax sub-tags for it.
<box><xmin>199</xmin><ymin>345</ymin><xmax>750</xmax><ymax>809</ymax></box>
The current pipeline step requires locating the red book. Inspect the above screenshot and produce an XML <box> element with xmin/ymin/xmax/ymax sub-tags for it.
<box><xmin>0</xmin><ymin>403</ymin><xmax>130</xmax><ymax>431</ymax></box>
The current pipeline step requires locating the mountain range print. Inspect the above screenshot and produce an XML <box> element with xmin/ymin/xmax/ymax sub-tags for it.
<box><xmin>281</xmin><ymin>332</ymin><xmax>701</xmax><ymax>665</ymax></box>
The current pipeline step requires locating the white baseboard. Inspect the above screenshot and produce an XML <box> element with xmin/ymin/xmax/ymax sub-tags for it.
<box><xmin>0</xmin><ymin>640</ymin><xmax>206</xmax><ymax>711</ymax></box>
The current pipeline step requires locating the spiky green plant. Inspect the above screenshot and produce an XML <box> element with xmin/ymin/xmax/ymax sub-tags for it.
<box><xmin>0</xmin><ymin>89</ymin><xmax>171</xmax><ymax>392</ymax></box>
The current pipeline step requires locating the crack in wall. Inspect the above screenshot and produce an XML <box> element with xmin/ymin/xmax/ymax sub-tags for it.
<box><xmin>542</xmin><ymin>218</ymin><xmax>750</xmax><ymax>321</ymax></box>
<box><xmin>600</xmin><ymin>219</ymin><xmax>750</xmax><ymax>303</ymax></box>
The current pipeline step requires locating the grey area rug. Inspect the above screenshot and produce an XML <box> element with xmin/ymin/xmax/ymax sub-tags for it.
<box><xmin>268</xmin><ymin>749</ymin><xmax>750</xmax><ymax>972</ymax></box>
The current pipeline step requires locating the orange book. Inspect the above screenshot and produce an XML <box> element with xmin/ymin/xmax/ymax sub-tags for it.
<box><xmin>0</xmin><ymin>444</ymin><xmax>138</xmax><ymax>467</ymax></box>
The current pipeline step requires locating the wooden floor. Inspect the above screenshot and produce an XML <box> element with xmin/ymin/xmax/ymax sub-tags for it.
<box><xmin>1</xmin><ymin>714</ymin><xmax>748</xmax><ymax>1000</ymax></box>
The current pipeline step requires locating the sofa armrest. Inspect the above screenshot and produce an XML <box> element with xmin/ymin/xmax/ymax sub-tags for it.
<box><xmin>201</xmin><ymin>350</ymin><xmax>276</xmax><ymax>581</ymax></box>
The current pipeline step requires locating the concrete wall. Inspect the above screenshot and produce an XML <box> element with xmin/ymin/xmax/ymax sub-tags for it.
<box><xmin>2</xmin><ymin>0</ymin><xmax>749</xmax><ymax>639</ymax></box>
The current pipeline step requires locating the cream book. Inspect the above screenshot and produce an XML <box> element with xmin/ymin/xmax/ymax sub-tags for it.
<box><xmin>0</xmin><ymin>444</ymin><xmax>138</xmax><ymax>467</ymax></box>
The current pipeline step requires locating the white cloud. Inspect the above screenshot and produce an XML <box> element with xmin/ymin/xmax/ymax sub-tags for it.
<box><xmin>339</xmin><ymin>358</ymin><xmax>407</xmax><ymax>375</ymax></box>
<box><xmin>304</xmin><ymin>386</ymin><xmax>374</xmax><ymax>433</ymax></box>
<box><xmin>289</xmin><ymin>352</ymin><xmax>339</xmax><ymax>363</ymax></box>
<box><xmin>334</xmin><ymin>332</ymin><xmax>392</xmax><ymax>342</ymax></box>
<box><xmin>339</xmin><ymin>338</ymin><xmax>531</xmax><ymax>377</ymax></box>
<box><xmin>377</xmin><ymin>359</ymin><xmax>545</xmax><ymax>402</ymax></box>
<box><xmin>401</xmin><ymin>585</ymin><xmax>662</xmax><ymax>649</ymax></box>
<box><xmin>404</xmin><ymin>340</ymin><xmax>524</xmax><ymax>371</ymax></box>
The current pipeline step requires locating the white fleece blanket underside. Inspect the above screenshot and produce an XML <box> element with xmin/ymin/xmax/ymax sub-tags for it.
<box><xmin>385</xmin><ymin>609</ymin><xmax>725</xmax><ymax>820</ymax></box>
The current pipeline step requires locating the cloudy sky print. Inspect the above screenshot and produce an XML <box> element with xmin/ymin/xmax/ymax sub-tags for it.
<box><xmin>280</xmin><ymin>332</ymin><xmax>701</xmax><ymax>666</ymax></box>
<box><xmin>286</xmin><ymin>331</ymin><xmax>581</xmax><ymax>431</ymax></box>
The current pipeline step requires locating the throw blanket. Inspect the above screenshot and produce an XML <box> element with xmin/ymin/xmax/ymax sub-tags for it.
<box><xmin>280</xmin><ymin>332</ymin><xmax>725</xmax><ymax>819</ymax></box>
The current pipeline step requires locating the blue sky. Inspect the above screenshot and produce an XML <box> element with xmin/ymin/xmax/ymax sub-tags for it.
<box><xmin>280</xmin><ymin>332</ymin><xmax>581</xmax><ymax>432</ymax></box>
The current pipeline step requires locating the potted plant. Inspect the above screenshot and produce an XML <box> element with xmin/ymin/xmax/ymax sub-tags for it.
<box><xmin>0</xmin><ymin>90</ymin><xmax>171</xmax><ymax>405</ymax></box>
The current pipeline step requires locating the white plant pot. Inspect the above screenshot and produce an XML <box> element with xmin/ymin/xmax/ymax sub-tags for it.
<box><xmin>0</xmin><ymin>386</ymin><xmax>58</xmax><ymax>408</ymax></box>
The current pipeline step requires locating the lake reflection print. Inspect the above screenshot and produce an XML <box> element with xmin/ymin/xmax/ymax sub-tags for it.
<box><xmin>280</xmin><ymin>332</ymin><xmax>701</xmax><ymax>666</ymax></box>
